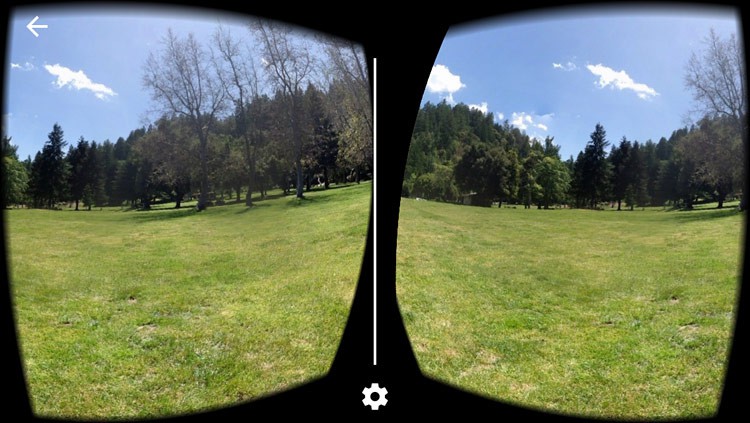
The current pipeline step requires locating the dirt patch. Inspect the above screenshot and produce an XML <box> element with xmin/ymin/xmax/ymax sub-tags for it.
<box><xmin>679</xmin><ymin>322</ymin><xmax>699</xmax><ymax>332</ymax></box>
<box><xmin>137</xmin><ymin>323</ymin><xmax>157</xmax><ymax>333</ymax></box>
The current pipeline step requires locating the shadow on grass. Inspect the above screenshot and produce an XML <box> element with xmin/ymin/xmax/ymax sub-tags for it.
<box><xmin>235</xmin><ymin>202</ymin><xmax>272</xmax><ymax>214</ymax></box>
<box><xmin>129</xmin><ymin>207</ymin><xmax>198</xmax><ymax>222</ymax></box>
<box><xmin>671</xmin><ymin>206</ymin><xmax>744</xmax><ymax>222</ymax></box>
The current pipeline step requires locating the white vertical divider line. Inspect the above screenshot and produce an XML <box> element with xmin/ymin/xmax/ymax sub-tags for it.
<box><xmin>373</xmin><ymin>57</ymin><xmax>378</xmax><ymax>366</ymax></box>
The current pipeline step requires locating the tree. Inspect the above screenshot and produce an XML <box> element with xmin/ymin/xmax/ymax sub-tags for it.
<box><xmin>454</xmin><ymin>142</ymin><xmax>507</xmax><ymax>207</ymax></box>
<box><xmin>137</xmin><ymin>117</ymin><xmax>195</xmax><ymax>208</ymax></box>
<box><xmin>2</xmin><ymin>135</ymin><xmax>29</xmax><ymax>207</ymax></box>
<box><xmin>684</xmin><ymin>29</ymin><xmax>747</xmax><ymax>207</ymax></box>
<box><xmin>28</xmin><ymin>124</ymin><xmax>68</xmax><ymax>209</ymax></box>
<box><xmin>304</xmin><ymin>84</ymin><xmax>339</xmax><ymax>189</ymax></box>
<box><xmin>3</xmin><ymin>157</ymin><xmax>28</xmax><ymax>207</ymax></box>
<box><xmin>143</xmin><ymin>29</ymin><xmax>227</xmax><ymax>210</ymax></box>
<box><xmin>320</xmin><ymin>38</ymin><xmax>372</xmax><ymax>184</ymax></box>
<box><xmin>251</xmin><ymin>20</ymin><xmax>315</xmax><ymax>198</ymax></box>
<box><xmin>536</xmin><ymin>156</ymin><xmax>571</xmax><ymax>209</ymax></box>
<box><xmin>609</xmin><ymin>137</ymin><xmax>632</xmax><ymax>211</ymax></box>
<box><xmin>67</xmin><ymin>137</ymin><xmax>90</xmax><ymax>211</ymax></box>
<box><xmin>411</xmin><ymin>164</ymin><xmax>459</xmax><ymax>202</ymax></box>
<box><xmin>628</xmin><ymin>141</ymin><xmax>649</xmax><ymax>210</ymax></box>
<box><xmin>580</xmin><ymin>123</ymin><xmax>611</xmax><ymax>209</ymax></box>
<box><xmin>82</xmin><ymin>141</ymin><xmax>105</xmax><ymax>210</ymax></box>
<box><xmin>213</xmin><ymin>25</ymin><xmax>263</xmax><ymax>206</ymax></box>
<box><xmin>519</xmin><ymin>148</ymin><xmax>542</xmax><ymax>209</ymax></box>
<box><xmin>679</xmin><ymin>116</ymin><xmax>742</xmax><ymax>208</ymax></box>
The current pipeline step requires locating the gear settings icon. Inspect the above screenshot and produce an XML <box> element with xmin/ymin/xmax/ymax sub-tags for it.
<box><xmin>362</xmin><ymin>383</ymin><xmax>388</xmax><ymax>410</ymax></box>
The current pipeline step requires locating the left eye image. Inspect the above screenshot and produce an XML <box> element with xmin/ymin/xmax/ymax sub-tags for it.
<box><xmin>3</xmin><ymin>5</ymin><xmax>372</xmax><ymax>420</ymax></box>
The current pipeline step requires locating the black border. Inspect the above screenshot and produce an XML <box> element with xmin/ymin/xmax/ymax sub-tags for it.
<box><xmin>2</xmin><ymin>1</ymin><xmax>746</xmax><ymax>420</ymax></box>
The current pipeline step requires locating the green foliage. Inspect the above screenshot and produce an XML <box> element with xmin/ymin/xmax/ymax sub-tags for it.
<box><xmin>536</xmin><ymin>155</ymin><xmax>571</xmax><ymax>209</ymax></box>
<box><xmin>411</xmin><ymin>164</ymin><xmax>459</xmax><ymax>202</ymax></box>
<box><xmin>404</xmin><ymin>102</ymin><xmax>572</xmax><ymax>208</ymax></box>
<box><xmin>570</xmin><ymin>123</ymin><xmax>612</xmax><ymax>209</ymax></box>
<box><xmin>3</xmin><ymin>156</ymin><xmax>29</xmax><ymax>207</ymax></box>
<box><xmin>3</xmin><ymin>135</ymin><xmax>29</xmax><ymax>207</ymax></box>
<box><xmin>678</xmin><ymin>116</ymin><xmax>742</xmax><ymax>208</ymax></box>
<box><xmin>28</xmin><ymin>124</ymin><xmax>69</xmax><ymax>209</ymax></box>
<box><xmin>454</xmin><ymin>143</ymin><xmax>509</xmax><ymax>207</ymax></box>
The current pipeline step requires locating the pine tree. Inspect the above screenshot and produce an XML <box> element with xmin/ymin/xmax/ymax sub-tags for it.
<box><xmin>580</xmin><ymin>123</ymin><xmax>611</xmax><ymax>209</ymax></box>
<box><xmin>30</xmin><ymin>124</ymin><xmax>68</xmax><ymax>209</ymax></box>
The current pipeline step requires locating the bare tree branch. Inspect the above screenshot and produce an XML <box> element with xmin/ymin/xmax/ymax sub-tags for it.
<box><xmin>142</xmin><ymin>28</ymin><xmax>227</xmax><ymax>210</ymax></box>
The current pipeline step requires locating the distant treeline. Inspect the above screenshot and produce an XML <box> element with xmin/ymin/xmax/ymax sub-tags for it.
<box><xmin>2</xmin><ymin>23</ymin><xmax>372</xmax><ymax>211</ymax></box>
<box><xmin>403</xmin><ymin>100</ymin><xmax>744</xmax><ymax>210</ymax></box>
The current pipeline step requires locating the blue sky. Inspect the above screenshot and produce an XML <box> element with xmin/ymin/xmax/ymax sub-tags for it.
<box><xmin>4</xmin><ymin>5</ymin><xmax>242</xmax><ymax>160</ymax></box>
<box><xmin>421</xmin><ymin>4</ymin><xmax>740</xmax><ymax>160</ymax></box>
<box><xmin>3</xmin><ymin>4</ymin><xmax>327</xmax><ymax>161</ymax></box>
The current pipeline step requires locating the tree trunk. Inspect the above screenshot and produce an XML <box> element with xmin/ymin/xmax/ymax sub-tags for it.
<box><xmin>75</xmin><ymin>199</ymin><xmax>79</xmax><ymax>211</ymax></box>
<box><xmin>617</xmin><ymin>199</ymin><xmax>621</xmax><ymax>211</ymax></box>
<box><xmin>323</xmin><ymin>167</ymin><xmax>330</xmax><ymax>189</ymax></box>
<box><xmin>245</xmin><ymin>156</ymin><xmax>255</xmax><ymax>207</ymax></box>
<box><xmin>684</xmin><ymin>196</ymin><xmax>694</xmax><ymax>210</ymax></box>
<box><xmin>295</xmin><ymin>159</ymin><xmax>304</xmax><ymax>198</ymax></box>
<box><xmin>197</xmin><ymin>132</ymin><xmax>209</xmax><ymax>211</ymax></box>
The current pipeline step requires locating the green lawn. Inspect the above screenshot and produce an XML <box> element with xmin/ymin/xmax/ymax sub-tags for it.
<box><xmin>6</xmin><ymin>182</ymin><xmax>370</xmax><ymax>419</ymax></box>
<box><xmin>396</xmin><ymin>198</ymin><xmax>743</xmax><ymax>419</ymax></box>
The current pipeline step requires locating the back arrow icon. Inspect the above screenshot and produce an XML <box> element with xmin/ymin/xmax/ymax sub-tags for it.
<box><xmin>27</xmin><ymin>16</ymin><xmax>48</xmax><ymax>38</ymax></box>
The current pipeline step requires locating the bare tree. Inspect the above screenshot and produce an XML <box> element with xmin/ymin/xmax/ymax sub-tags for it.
<box><xmin>685</xmin><ymin>29</ymin><xmax>746</xmax><ymax>131</ymax></box>
<box><xmin>685</xmin><ymin>29</ymin><xmax>746</xmax><ymax>180</ymax></box>
<box><xmin>143</xmin><ymin>28</ymin><xmax>226</xmax><ymax>210</ymax></box>
<box><xmin>213</xmin><ymin>25</ymin><xmax>262</xmax><ymax>206</ymax></box>
<box><xmin>250</xmin><ymin>20</ymin><xmax>315</xmax><ymax>198</ymax></box>
<box><xmin>319</xmin><ymin>38</ymin><xmax>372</xmax><ymax>183</ymax></box>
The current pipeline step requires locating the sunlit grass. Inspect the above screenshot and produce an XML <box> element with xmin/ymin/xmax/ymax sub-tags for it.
<box><xmin>7</xmin><ymin>182</ymin><xmax>370</xmax><ymax>419</ymax></box>
<box><xmin>397</xmin><ymin>198</ymin><xmax>743</xmax><ymax>419</ymax></box>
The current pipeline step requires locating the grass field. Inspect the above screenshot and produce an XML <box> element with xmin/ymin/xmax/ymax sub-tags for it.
<box><xmin>6</xmin><ymin>182</ymin><xmax>370</xmax><ymax>419</ymax></box>
<box><xmin>396</xmin><ymin>198</ymin><xmax>743</xmax><ymax>419</ymax></box>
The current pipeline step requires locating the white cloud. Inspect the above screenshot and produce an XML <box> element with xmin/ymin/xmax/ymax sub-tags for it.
<box><xmin>468</xmin><ymin>101</ymin><xmax>489</xmax><ymax>115</ymax></box>
<box><xmin>552</xmin><ymin>61</ymin><xmax>577</xmax><ymax>71</ymax></box>
<box><xmin>44</xmin><ymin>64</ymin><xmax>117</xmax><ymax>100</ymax></box>
<box><xmin>586</xmin><ymin>63</ymin><xmax>658</xmax><ymax>100</ymax></box>
<box><xmin>496</xmin><ymin>112</ymin><xmax>504</xmax><ymax>121</ymax></box>
<box><xmin>510</xmin><ymin>112</ymin><xmax>553</xmax><ymax>134</ymax></box>
<box><xmin>426</xmin><ymin>64</ymin><xmax>465</xmax><ymax>103</ymax></box>
<box><xmin>11</xmin><ymin>62</ymin><xmax>35</xmax><ymax>71</ymax></box>
<box><xmin>511</xmin><ymin>112</ymin><xmax>533</xmax><ymax>130</ymax></box>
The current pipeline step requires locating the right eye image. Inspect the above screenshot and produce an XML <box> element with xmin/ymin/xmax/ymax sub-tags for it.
<box><xmin>396</xmin><ymin>5</ymin><xmax>745</xmax><ymax>420</ymax></box>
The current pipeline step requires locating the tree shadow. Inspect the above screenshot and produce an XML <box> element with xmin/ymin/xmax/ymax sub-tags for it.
<box><xmin>235</xmin><ymin>203</ymin><xmax>272</xmax><ymax>214</ymax></box>
<box><xmin>671</xmin><ymin>207</ymin><xmax>743</xmax><ymax>222</ymax></box>
<box><xmin>129</xmin><ymin>207</ymin><xmax>198</xmax><ymax>222</ymax></box>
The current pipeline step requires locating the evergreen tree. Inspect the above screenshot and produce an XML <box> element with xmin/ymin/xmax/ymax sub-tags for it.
<box><xmin>29</xmin><ymin>124</ymin><xmax>68</xmax><ymax>209</ymax></box>
<box><xmin>580</xmin><ymin>123</ymin><xmax>611</xmax><ymax>209</ymax></box>
<box><xmin>609</xmin><ymin>137</ymin><xmax>631</xmax><ymax>211</ymax></box>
